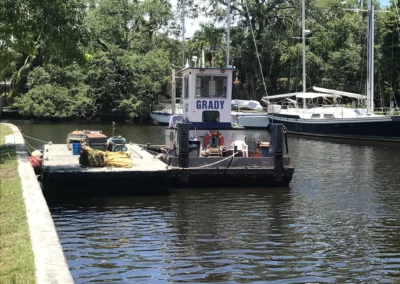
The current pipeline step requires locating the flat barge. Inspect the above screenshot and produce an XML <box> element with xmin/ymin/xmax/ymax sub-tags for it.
<box><xmin>41</xmin><ymin>124</ymin><xmax>293</xmax><ymax>193</ymax></box>
<box><xmin>41</xmin><ymin>66</ymin><xmax>294</xmax><ymax>194</ymax></box>
<box><xmin>41</xmin><ymin>143</ymin><xmax>170</xmax><ymax>194</ymax></box>
<box><xmin>41</xmin><ymin>126</ymin><xmax>293</xmax><ymax>193</ymax></box>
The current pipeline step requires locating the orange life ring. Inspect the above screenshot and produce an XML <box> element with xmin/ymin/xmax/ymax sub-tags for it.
<box><xmin>204</xmin><ymin>131</ymin><xmax>224</xmax><ymax>148</ymax></box>
<box><xmin>29</xmin><ymin>156</ymin><xmax>42</xmax><ymax>175</ymax></box>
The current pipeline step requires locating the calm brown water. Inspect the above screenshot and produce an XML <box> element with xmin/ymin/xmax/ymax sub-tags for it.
<box><xmin>6</xmin><ymin>119</ymin><xmax>400</xmax><ymax>283</ymax></box>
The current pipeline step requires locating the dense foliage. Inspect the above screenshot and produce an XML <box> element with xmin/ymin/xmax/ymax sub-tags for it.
<box><xmin>1</xmin><ymin>0</ymin><xmax>399</xmax><ymax>120</ymax></box>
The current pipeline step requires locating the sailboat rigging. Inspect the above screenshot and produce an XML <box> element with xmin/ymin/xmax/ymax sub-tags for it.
<box><xmin>262</xmin><ymin>0</ymin><xmax>400</xmax><ymax>142</ymax></box>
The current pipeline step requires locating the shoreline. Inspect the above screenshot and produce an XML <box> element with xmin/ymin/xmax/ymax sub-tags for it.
<box><xmin>0</xmin><ymin>107</ymin><xmax>154</xmax><ymax>124</ymax></box>
<box><xmin>2</xmin><ymin>123</ymin><xmax>74</xmax><ymax>284</ymax></box>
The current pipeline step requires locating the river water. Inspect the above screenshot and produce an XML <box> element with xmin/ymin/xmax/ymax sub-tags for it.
<box><xmin>5</xmin><ymin>120</ymin><xmax>400</xmax><ymax>283</ymax></box>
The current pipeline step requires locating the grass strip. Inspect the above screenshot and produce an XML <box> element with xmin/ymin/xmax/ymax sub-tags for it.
<box><xmin>0</xmin><ymin>124</ymin><xmax>36</xmax><ymax>284</ymax></box>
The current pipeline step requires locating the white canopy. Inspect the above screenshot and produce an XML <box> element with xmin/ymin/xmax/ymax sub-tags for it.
<box><xmin>262</xmin><ymin>92</ymin><xmax>303</xmax><ymax>100</ymax></box>
<box><xmin>296</xmin><ymin>93</ymin><xmax>338</xmax><ymax>99</ymax></box>
<box><xmin>263</xmin><ymin>92</ymin><xmax>337</xmax><ymax>101</ymax></box>
<box><xmin>313</xmin><ymin>86</ymin><xmax>366</xmax><ymax>100</ymax></box>
<box><xmin>231</xmin><ymin>99</ymin><xmax>263</xmax><ymax>111</ymax></box>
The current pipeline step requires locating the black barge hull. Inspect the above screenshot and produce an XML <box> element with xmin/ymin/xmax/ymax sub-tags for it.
<box><xmin>42</xmin><ymin>170</ymin><xmax>170</xmax><ymax>194</ymax></box>
<box><xmin>167</xmin><ymin>157</ymin><xmax>294</xmax><ymax>187</ymax></box>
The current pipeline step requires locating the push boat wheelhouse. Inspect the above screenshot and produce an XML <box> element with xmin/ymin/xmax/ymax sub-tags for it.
<box><xmin>165</xmin><ymin>67</ymin><xmax>248</xmax><ymax>156</ymax></box>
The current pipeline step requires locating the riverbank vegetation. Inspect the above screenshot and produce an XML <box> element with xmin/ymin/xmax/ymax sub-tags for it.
<box><xmin>1</xmin><ymin>0</ymin><xmax>399</xmax><ymax>121</ymax></box>
<box><xmin>0</xmin><ymin>124</ymin><xmax>35</xmax><ymax>283</ymax></box>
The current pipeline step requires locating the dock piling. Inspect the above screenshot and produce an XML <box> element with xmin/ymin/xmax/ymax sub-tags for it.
<box><xmin>269</xmin><ymin>124</ymin><xmax>284</xmax><ymax>182</ymax></box>
<box><xmin>177</xmin><ymin>123</ymin><xmax>191</xmax><ymax>182</ymax></box>
<box><xmin>177</xmin><ymin>123</ymin><xmax>191</xmax><ymax>168</ymax></box>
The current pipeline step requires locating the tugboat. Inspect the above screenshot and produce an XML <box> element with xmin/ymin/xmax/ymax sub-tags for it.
<box><xmin>153</xmin><ymin>66</ymin><xmax>294</xmax><ymax>187</ymax></box>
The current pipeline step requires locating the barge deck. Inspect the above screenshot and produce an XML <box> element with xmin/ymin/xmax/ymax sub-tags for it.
<box><xmin>41</xmin><ymin>143</ymin><xmax>170</xmax><ymax>194</ymax></box>
<box><xmin>41</xmin><ymin>125</ymin><xmax>294</xmax><ymax>194</ymax></box>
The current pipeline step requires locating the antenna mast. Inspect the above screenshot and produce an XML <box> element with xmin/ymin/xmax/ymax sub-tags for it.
<box><xmin>226</xmin><ymin>0</ymin><xmax>231</xmax><ymax>67</ymax></box>
<box><xmin>302</xmin><ymin>0</ymin><xmax>306</xmax><ymax>94</ymax></box>
<box><xmin>302</xmin><ymin>0</ymin><xmax>306</xmax><ymax>110</ymax></box>
<box><xmin>182</xmin><ymin>0</ymin><xmax>186</xmax><ymax>68</ymax></box>
<box><xmin>366</xmin><ymin>0</ymin><xmax>374</xmax><ymax>114</ymax></box>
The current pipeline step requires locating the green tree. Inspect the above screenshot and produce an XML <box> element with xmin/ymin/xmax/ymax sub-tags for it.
<box><xmin>186</xmin><ymin>24</ymin><xmax>226</xmax><ymax>67</ymax></box>
<box><xmin>0</xmin><ymin>0</ymin><xmax>88</xmax><ymax>97</ymax></box>
<box><xmin>86</xmin><ymin>0</ymin><xmax>173</xmax><ymax>51</ymax></box>
<box><xmin>14</xmin><ymin>84</ymin><xmax>92</xmax><ymax>118</ymax></box>
<box><xmin>118</xmin><ymin>49</ymin><xmax>171</xmax><ymax>118</ymax></box>
<box><xmin>379</xmin><ymin>0</ymin><xmax>400</xmax><ymax>106</ymax></box>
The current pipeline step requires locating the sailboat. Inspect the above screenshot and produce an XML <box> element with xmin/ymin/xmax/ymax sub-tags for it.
<box><xmin>262</xmin><ymin>0</ymin><xmax>400</xmax><ymax>142</ymax></box>
<box><xmin>150</xmin><ymin>97</ymin><xmax>183</xmax><ymax>125</ymax></box>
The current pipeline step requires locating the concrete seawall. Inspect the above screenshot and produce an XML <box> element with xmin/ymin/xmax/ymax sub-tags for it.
<box><xmin>4</xmin><ymin>123</ymin><xmax>74</xmax><ymax>284</ymax></box>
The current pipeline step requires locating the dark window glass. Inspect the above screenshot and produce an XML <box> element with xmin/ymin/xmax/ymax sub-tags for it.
<box><xmin>202</xmin><ymin>111</ymin><xmax>220</xmax><ymax>123</ymax></box>
<box><xmin>196</xmin><ymin>75</ymin><xmax>227</xmax><ymax>98</ymax></box>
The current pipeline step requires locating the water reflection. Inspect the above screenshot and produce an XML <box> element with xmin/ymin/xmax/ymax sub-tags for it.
<box><xmin>49</xmin><ymin>181</ymin><xmax>400</xmax><ymax>283</ymax></box>
<box><xmin>49</xmin><ymin>189</ymin><xmax>301</xmax><ymax>283</ymax></box>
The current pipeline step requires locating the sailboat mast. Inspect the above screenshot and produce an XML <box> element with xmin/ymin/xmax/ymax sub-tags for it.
<box><xmin>226</xmin><ymin>0</ymin><xmax>231</xmax><ymax>67</ymax></box>
<box><xmin>302</xmin><ymin>0</ymin><xmax>306</xmax><ymax>108</ymax></box>
<box><xmin>367</xmin><ymin>0</ymin><xmax>375</xmax><ymax>114</ymax></box>
<box><xmin>366</xmin><ymin>0</ymin><xmax>374</xmax><ymax>114</ymax></box>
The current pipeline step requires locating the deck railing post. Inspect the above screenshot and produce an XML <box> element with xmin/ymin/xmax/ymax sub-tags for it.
<box><xmin>269</xmin><ymin>124</ymin><xmax>284</xmax><ymax>182</ymax></box>
<box><xmin>112</xmin><ymin>121</ymin><xmax>115</xmax><ymax>137</ymax></box>
<box><xmin>177</xmin><ymin>123</ymin><xmax>191</xmax><ymax>168</ymax></box>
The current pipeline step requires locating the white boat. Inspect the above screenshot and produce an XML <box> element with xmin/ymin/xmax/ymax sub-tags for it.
<box><xmin>231</xmin><ymin>111</ymin><xmax>269</xmax><ymax>128</ymax></box>
<box><xmin>150</xmin><ymin>97</ymin><xmax>183</xmax><ymax>125</ymax></box>
<box><xmin>262</xmin><ymin>0</ymin><xmax>400</xmax><ymax>142</ymax></box>
<box><xmin>231</xmin><ymin>99</ymin><xmax>269</xmax><ymax>128</ymax></box>
<box><xmin>150</xmin><ymin>106</ymin><xmax>183</xmax><ymax>125</ymax></box>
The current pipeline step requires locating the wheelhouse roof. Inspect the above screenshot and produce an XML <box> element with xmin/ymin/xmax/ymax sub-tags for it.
<box><xmin>177</xmin><ymin>67</ymin><xmax>238</xmax><ymax>74</ymax></box>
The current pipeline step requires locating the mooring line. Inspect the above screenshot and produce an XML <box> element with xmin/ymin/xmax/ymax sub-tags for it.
<box><xmin>24</xmin><ymin>139</ymin><xmax>37</xmax><ymax>154</ymax></box>
<box><xmin>22</xmin><ymin>134</ymin><xmax>49</xmax><ymax>144</ymax></box>
<box><xmin>170</xmin><ymin>151</ymin><xmax>239</xmax><ymax>170</ymax></box>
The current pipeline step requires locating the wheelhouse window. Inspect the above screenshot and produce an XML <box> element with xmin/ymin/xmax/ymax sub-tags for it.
<box><xmin>195</xmin><ymin>75</ymin><xmax>227</xmax><ymax>98</ymax></box>
<box><xmin>311</xmin><ymin>114</ymin><xmax>321</xmax><ymax>118</ymax></box>
<box><xmin>202</xmin><ymin>111</ymin><xmax>220</xmax><ymax>123</ymax></box>
<box><xmin>183</xmin><ymin>76</ymin><xmax>189</xmax><ymax>99</ymax></box>
<box><xmin>324</xmin><ymin>114</ymin><xmax>334</xmax><ymax>119</ymax></box>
